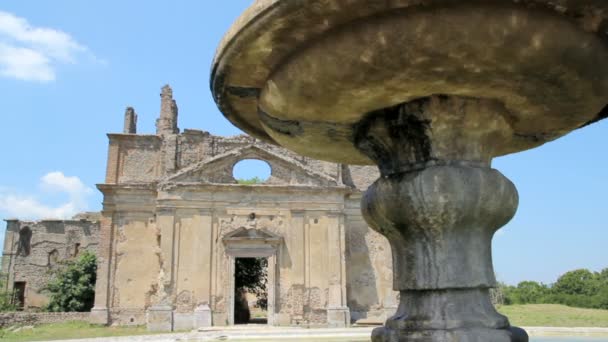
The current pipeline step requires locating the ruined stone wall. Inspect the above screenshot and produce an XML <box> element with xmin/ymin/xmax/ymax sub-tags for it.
<box><xmin>170</xmin><ymin>146</ymin><xmax>339</xmax><ymax>188</ymax></box>
<box><xmin>104</xmin><ymin>213</ymin><xmax>158</xmax><ymax>327</ymax></box>
<box><xmin>2</xmin><ymin>219</ymin><xmax>100</xmax><ymax>310</ymax></box>
<box><xmin>177</xmin><ymin>133</ymin><xmax>343</xmax><ymax>184</ymax></box>
<box><xmin>343</xmin><ymin>165</ymin><xmax>380</xmax><ymax>190</ymax></box>
<box><xmin>135</xmin><ymin>183</ymin><xmax>350</xmax><ymax>329</ymax></box>
<box><xmin>108</xmin><ymin>127</ymin><xmax>346</xmax><ymax>187</ymax></box>
<box><xmin>107</xmin><ymin>135</ymin><xmax>162</xmax><ymax>184</ymax></box>
<box><xmin>177</xmin><ymin>130</ymin><xmax>213</xmax><ymax>169</ymax></box>
<box><xmin>0</xmin><ymin>312</ymin><xmax>90</xmax><ymax>328</ymax></box>
<box><xmin>344</xmin><ymin>195</ymin><xmax>398</xmax><ymax>322</ymax></box>
<box><xmin>342</xmin><ymin>165</ymin><xmax>398</xmax><ymax>323</ymax></box>
<box><xmin>98</xmin><ymin>87</ymin><xmax>390</xmax><ymax>328</ymax></box>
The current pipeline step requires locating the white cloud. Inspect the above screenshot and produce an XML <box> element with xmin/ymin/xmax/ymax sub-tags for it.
<box><xmin>0</xmin><ymin>172</ymin><xmax>93</xmax><ymax>220</ymax></box>
<box><xmin>41</xmin><ymin>171</ymin><xmax>92</xmax><ymax>197</ymax></box>
<box><xmin>0</xmin><ymin>11</ymin><xmax>98</xmax><ymax>82</ymax></box>
<box><xmin>0</xmin><ymin>43</ymin><xmax>54</xmax><ymax>81</ymax></box>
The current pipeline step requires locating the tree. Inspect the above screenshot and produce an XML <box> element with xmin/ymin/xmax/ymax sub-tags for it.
<box><xmin>596</xmin><ymin>268</ymin><xmax>608</xmax><ymax>309</ymax></box>
<box><xmin>553</xmin><ymin>269</ymin><xmax>599</xmax><ymax>297</ymax></box>
<box><xmin>235</xmin><ymin>258</ymin><xmax>268</xmax><ymax>310</ymax></box>
<box><xmin>598</xmin><ymin>268</ymin><xmax>608</xmax><ymax>283</ymax></box>
<box><xmin>597</xmin><ymin>284</ymin><xmax>608</xmax><ymax>310</ymax></box>
<box><xmin>45</xmin><ymin>251</ymin><xmax>97</xmax><ymax>312</ymax></box>
<box><xmin>515</xmin><ymin>281</ymin><xmax>550</xmax><ymax>304</ymax></box>
<box><xmin>500</xmin><ymin>267</ymin><xmax>608</xmax><ymax>309</ymax></box>
<box><xmin>500</xmin><ymin>281</ymin><xmax>549</xmax><ymax>305</ymax></box>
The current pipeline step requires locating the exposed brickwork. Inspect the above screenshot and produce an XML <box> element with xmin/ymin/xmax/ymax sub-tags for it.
<box><xmin>123</xmin><ymin>107</ymin><xmax>137</xmax><ymax>134</ymax></box>
<box><xmin>0</xmin><ymin>312</ymin><xmax>90</xmax><ymax>328</ymax></box>
<box><xmin>95</xmin><ymin>85</ymin><xmax>392</xmax><ymax>330</ymax></box>
<box><xmin>156</xmin><ymin>85</ymin><xmax>179</xmax><ymax>136</ymax></box>
<box><xmin>1</xmin><ymin>218</ymin><xmax>99</xmax><ymax>310</ymax></box>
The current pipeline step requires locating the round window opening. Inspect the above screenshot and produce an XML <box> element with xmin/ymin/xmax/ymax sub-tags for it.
<box><xmin>233</xmin><ymin>159</ymin><xmax>271</xmax><ymax>184</ymax></box>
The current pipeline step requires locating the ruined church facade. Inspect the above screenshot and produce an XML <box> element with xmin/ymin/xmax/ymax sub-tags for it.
<box><xmin>90</xmin><ymin>86</ymin><xmax>397</xmax><ymax>331</ymax></box>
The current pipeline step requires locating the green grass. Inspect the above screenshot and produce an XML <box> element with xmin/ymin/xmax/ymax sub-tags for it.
<box><xmin>2</xmin><ymin>305</ymin><xmax>607</xmax><ymax>341</ymax></box>
<box><xmin>498</xmin><ymin>304</ymin><xmax>608</xmax><ymax>327</ymax></box>
<box><xmin>0</xmin><ymin>321</ymin><xmax>152</xmax><ymax>341</ymax></box>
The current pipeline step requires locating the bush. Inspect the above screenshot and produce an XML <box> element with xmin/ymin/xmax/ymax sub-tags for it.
<box><xmin>554</xmin><ymin>269</ymin><xmax>599</xmax><ymax>296</ymax></box>
<box><xmin>502</xmin><ymin>268</ymin><xmax>608</xmax><ymax>310</ymax></box>
<box><xmin>237</xmin><ymin>177</ymin><xmax>264</xmax><ymax>185</ymax></box>
<box><xmin>45</xmin><ymin>251</ymin><xmax>97</xmax><ymax>312</ymax></box>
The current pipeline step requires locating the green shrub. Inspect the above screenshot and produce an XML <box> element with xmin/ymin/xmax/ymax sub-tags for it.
<box><xmin>45</xmin><ymin>251</ymin><xmax>97</xmax><ymax>312</ymax></box>
<box><xmin>237</xmin><ymin>177</ymin><xmax>264</xmax><ymax>185</ymax></box>
<box><xmin>502</xmin><ymin>268</ymin><xmax>608</xmax><ymax>310</ymax></box>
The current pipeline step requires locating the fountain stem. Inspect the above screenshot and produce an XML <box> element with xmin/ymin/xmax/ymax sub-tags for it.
<box><xmin>356</xmin><ymin>97</ymin><xmax>528</xmax><ymax>341</ymax></box>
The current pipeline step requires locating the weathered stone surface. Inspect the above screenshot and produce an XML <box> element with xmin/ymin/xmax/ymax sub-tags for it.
<box><xmin>123</xmin><ymin>107</ymin><xmax>137</xmax><ymax>134</ymax></box>
<box><xmin>194</xmin><ymin>304</ymin><xmax>212</xmax><ymax>328</ymax></box>
<box><xmin>363</xmin><ymin>165</ymin><xmax>518</xmax><ymax>290</ymax></box>
<box><xmin>87</xmin><ymin>86</ymin><xmax>393</xmax><ymax>331</ymax></box>
<box><xmin>212</xmin><ymin>0</ymin><xmax>608</xmax><ymax>164</ymax></box>
<box><xmin>156</xmin><ymin>85</ymin><xmax>179</xmax><ymax>136</ymax></box>
<box><xmin>89</xmin><ymin>307</ymin><xmax>109</xmax><ymax>326</ymax></box>
<box><xmin>362</xmin><ymin>163</ymin><xmax>522</xmax><ymax>341</ymax></box>
<box><xmin>1</xmin><ymin>217</ymin><xmax>99</xmax><ymax>310</ymax></box>
<box><xmin>146</xmin><ymin>305</ymin><xmax>173</xmax><ymax>332</ymax></box>
<box><xmin>210</xmin><ymin>1</ymin><xmax>608</xmax><ymax>340</ymax></box>
<box><xmin>0</xmin><ymin>312</ymin><xmax>90</xmax><ymax>328</ymax></box>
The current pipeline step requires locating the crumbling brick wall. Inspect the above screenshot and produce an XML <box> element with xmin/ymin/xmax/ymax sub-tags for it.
<box><xmin>2</xmin><ymin>218</ymin><xmax>100</xmax><ymax>310</ymax></box>
<box><xmin>0</xmin><ymin>312</ymin><xmax>90</xmax><ymax>328</ymax></box>
<box><xmin>96</xmin><ymin>85</ymin><xmax>394</xmax><ymax>327</ymax></box>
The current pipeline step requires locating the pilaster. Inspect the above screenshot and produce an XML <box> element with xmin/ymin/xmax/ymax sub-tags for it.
<box><xmin>90</xmin><ymin>211</ymin><xmax>114</xmax><ymax>325</ymax></box>
<box><xmin>326</xmin><ymin>212</ymin><xmax>350</xmax><ymax>327</ymax></box>
<box><xmin>146</xmin><ymin>208</ymin><xmax>176</xmax><ymax>331</ymax></box>
<box><xmin>157</xmin><ymin>208</ymin><xmax>177</xmax><ymax>303</ymax></box>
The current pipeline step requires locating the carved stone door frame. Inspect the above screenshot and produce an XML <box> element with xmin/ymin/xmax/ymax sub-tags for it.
<box><xmin>223</xmin><ymin>228</ymin><xmax>281</xmax><ymax>326</ymax></box>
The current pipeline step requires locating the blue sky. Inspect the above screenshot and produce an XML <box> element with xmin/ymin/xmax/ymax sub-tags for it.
<box><xmin>0</xmin><ymin>1</ymin><xmax>605</xmax><ymax>286</ymax></box>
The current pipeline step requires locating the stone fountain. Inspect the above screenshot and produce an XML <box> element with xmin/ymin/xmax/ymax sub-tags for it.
<box><xmin>211</xmin><ymin>1</ymin><xmax>608</xmax><ymax>341</ymax></box>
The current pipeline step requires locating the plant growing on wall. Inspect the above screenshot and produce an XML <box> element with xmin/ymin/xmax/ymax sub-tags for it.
<box><xmin>0</xmin><ymin>270</ymin><xmax>17</xmax><ymax>312</ymax></box>
<box><xmin>237</xmin><ymin>177</ymin><xmax>265</xmax><ymax>185</ymax></box>
<box><xmin>45</xmin><ymin>251</ymin><xmax>97</xmax><ymax>312</ymax></box>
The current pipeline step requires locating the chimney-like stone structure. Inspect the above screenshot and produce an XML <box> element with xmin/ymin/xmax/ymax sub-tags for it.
<box><xmin>156</xmin><ymin>85</ymin><xmax>179</xmax><ymax>136</ymax></box>
<box><xmin>123</xmin><ymin>107</ymin><xmax>137</xmax><ymax>134</ymax></box>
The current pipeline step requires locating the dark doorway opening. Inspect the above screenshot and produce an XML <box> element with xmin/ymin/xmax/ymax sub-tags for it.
<box><xmin>234</xmin><ymin>257</ymin><xmax>268</xmax><ymax>325</ymax></box>
<box><xmin>13</xmin><ymin>282</ymin><xmax>26</xmax><ymax>310</ymax></box>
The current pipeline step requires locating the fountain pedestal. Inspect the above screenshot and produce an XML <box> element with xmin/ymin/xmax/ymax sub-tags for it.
<box><xmin>364</xmin><ymin>165</ymin><xmax>521</xmax><ymax>341</ymax></box>
<box><xmin>355</xmin><ymin>96</ymin><xmax>525</xmax><ymax>341</ymax></box>
<box><xmin>211</xmin><ymin>2</ymin><xmax>608</xmax><ymax>340</ymax></box>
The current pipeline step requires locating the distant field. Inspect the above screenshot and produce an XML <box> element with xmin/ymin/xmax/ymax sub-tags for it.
<box><xmin>498</xmin><ymin>304</ymin><xmax>608</xmax><ymax>327</ymax></box>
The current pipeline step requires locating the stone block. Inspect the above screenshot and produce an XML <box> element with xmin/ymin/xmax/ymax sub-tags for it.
<box><xmin>211</xmin><ymin>312</ymin><xmax>228</xmax><ymax>327</ymax></box>
<box><xmin>194</xmin><ymin>305</ymin><xmax>212</xmax><ymax>328</ymax></box>
<box><xmin>173</xmin><ymin>312</ymin><xmax>194</xmax><ymax>331</ymax></box>
<box><xmin>146</xmin><ymin>305</ymin><xmax>173</xmax><ymax>332</ymax></box>
<box><xmin>89</xmin><ymin>307</ymin><xmax>109</xmax><ymax>325</ymax></box>
<box><xmin>327</xmin><ymin>307</ymin><xmax>350</xmax><ymax>328</ymax></box>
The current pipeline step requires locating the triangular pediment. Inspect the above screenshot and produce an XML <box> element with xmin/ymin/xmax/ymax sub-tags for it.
<box><xmin>223</xmin><ymin>227</ymin><xmax>282</xmax><ymax>245</ymax></box>
<box><xmin>224</xmin><ymin>227</ymin><xmax>281</xmax><ymax>240</ymax></box>
<box><xmin>161</xmin><ymin>144</ymin><xmax>339</xmax><ymax>187</ymax></box>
